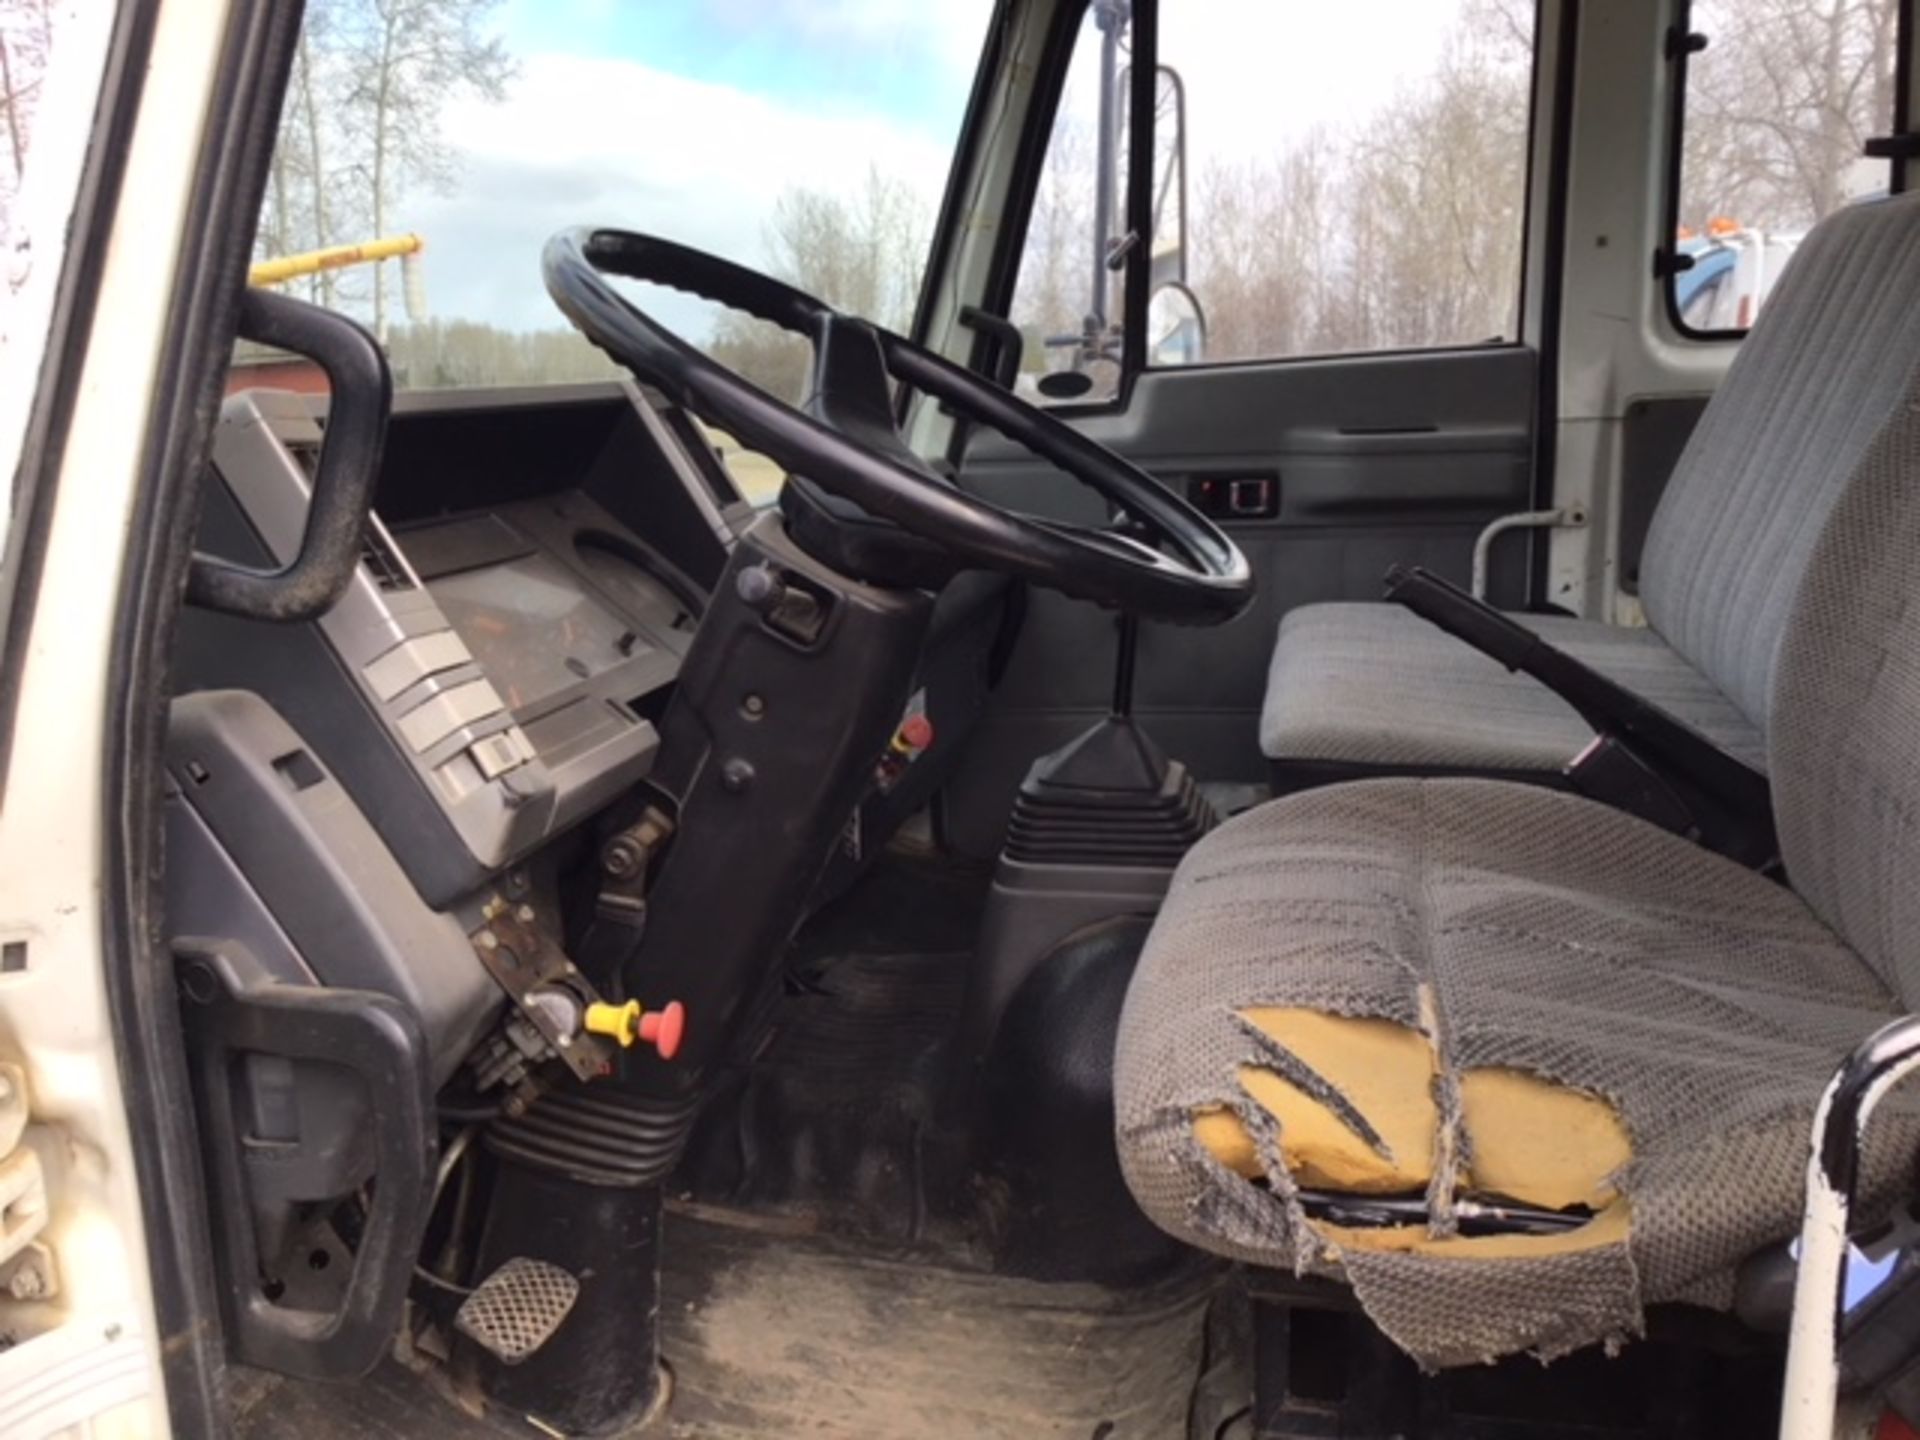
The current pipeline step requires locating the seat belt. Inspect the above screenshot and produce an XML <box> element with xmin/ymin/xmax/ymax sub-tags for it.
<box><xmin>1385</xmin><ymin>565</ymin><xmax>1779</xmax><ymax>871</ymax></box>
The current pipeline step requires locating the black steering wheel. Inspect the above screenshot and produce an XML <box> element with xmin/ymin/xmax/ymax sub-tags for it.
<box><xmin>543</xmin><ymin>228</ymin><xmax>1253</xmax><ymax>626</ymax></box>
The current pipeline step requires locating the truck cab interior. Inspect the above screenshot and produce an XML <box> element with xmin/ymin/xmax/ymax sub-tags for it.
<box><xmin>14</xmin><ymin>0</ymin><xmax>1920</xmax><ymax>1437</ymax></box>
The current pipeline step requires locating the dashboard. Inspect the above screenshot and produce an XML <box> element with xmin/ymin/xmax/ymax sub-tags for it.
<box><xmin>169</xmin><ymin>373</ymin><xmax>997</xmax><ymax>1087</ymax></box>
<box><xmin>176</xmin><ymin>380</ymin><xmax>750</xmax><ymax>910</ymax></box>
<box><xmin>162</xmin><ymin>366</ymin><xmax>1008</xmax><ymax>1358</ymax></box>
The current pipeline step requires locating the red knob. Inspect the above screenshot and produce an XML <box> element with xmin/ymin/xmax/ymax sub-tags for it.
<box><xmin>637</xmin><ymin>1001</ymin><xmax>686</xmax><ymax>1060</ymax></box>
<box><xmin>898</xmin><ymin>714</ymin><xmax>934</xmax><ymax>751</ymax></box>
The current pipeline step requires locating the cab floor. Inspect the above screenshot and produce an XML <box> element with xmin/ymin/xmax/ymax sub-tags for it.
<box><xmin>229</xmin><ymin>853</ymin><xmax>1227</xmax><ymax>1437</ymax></box>
<box><xmin>229</xmin><ymin>1209</ymin><xmax>1218</xmax><ymax>1439</ymax></box>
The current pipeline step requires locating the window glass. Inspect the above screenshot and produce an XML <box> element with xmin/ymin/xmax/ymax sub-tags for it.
<box><xmin>0</xmin><ymin>1</ymin><xmax>60</xmax><ymax>236</ymax></box>
<box><xmin>244</xmin><ymin>0</ymin><xmax>993</xmax><ymax>403</ymax></box>
<box><xmin>1673</xmin><ymin>0</ymin><xmax>1895</xmax><ymax>334</ymax></box>
<box><xmin>1012</xmin><ymin>0</ymin><xmax>1536</xmax><ymax>389</ymax></box>
<box><xmin>0</xmin><ymin>1</ymin><xmax>115</xmax><ymax>560</ymax></box>
<box><xmin>1009</xmin><ymin>4</ymin><xmax>1133</xmax><ymax>404</ymax></box>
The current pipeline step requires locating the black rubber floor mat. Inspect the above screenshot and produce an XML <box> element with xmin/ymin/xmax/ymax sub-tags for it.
<box><xmin>673</xmin><ymin>856</ymin><xmax>990</xmax><ymax>1249</ymax></box>
<box><xmin>787</xmin><ymin>849</ymin><xmax>991</xmax><ymax>966</ymax></box>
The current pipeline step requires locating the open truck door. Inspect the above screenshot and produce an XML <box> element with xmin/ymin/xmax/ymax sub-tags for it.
<box><xmin>8</xmin><ymin>2</ymin><xmax>1920</xmax><ymax>1437</ymax></box>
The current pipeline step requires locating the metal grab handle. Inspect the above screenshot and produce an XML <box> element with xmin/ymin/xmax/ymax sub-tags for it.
<box><xmin>186</xmin><ymin>289</ymin><xmax>391</xmax><ymax>622</ymax></box>
<box><xmin>1779</xmin><ymin>1015</ymin><xmax>1920</xmax><ymax>1440</ymax></box>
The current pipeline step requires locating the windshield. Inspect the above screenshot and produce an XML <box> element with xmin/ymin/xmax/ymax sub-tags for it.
<box><xmin>245</xmin><ymin>0</ymin><xmax>993</xmax><ymax>414</ymax></box>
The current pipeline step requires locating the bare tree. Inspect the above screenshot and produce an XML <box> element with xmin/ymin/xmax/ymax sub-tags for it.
<box><xmin>764</xmin><ymin>167</ymin><xmax>931</xmax><ymax>326</ymax></box>
<box><xmin>386</xmin><ymin>318</ymin><xmax>618</xmax><ymax>388</ymax></box>
<box><xmin>333</xmin><ymin>0</ymin><xmax>514</xmax><ymax>339</ymax></box>
<box><xmin>255</xmin><ymin>0</ymin><xmax>514</xmax><ymax>331</ymax></box>
<box><xmin>262</xmin><ymin>24</ymin><xmax>352</xmax><ymax>306</ymax></box>
<box><xmin>1681</xmin><ymin>0</ymin><xmax>1895</xmax><ymax>230</ymax></box>
<box><xmin>1339</xmin><ymin>14</ymin><xmax>1531</xmax><ymax>351</ymax></box>
<box><xmin>0</xmin><ymin>0</ymin><xmax>55</xmax><ymax>231</ymax></box>
<box><xmin>1010</xmin><ymin>108</ymin><xmax>1098</xmax><ymax>366</ymax></box>
<box><xmin>708</xmin><ymin>168</ymin><xmax>936</xmax><ymax>403</ymax></box>
<box><xmin>1189</xmin><ymin>139</ymin><xmax>1340</xmax><ymax>362</ymax></box>
<box><xmin>1179</xmin><ymin>4</ymin><xmax>1529</xmax><ymax>363</ymax></box>
<box><xmin>293</xmin><ymin>24</ymin><xmax>350</xmax><ymax>306</ymax></box>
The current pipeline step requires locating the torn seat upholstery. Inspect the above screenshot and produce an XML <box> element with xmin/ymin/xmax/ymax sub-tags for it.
<box><xmin>1261</xmin><ymin>188</ymin><xmax>1920</xmax><ymax>781</ymax></box>
<box><xmin>1114</xmin><ymin>349</ymin><xmax>1920</xmax><ymax>1368</ymax></box>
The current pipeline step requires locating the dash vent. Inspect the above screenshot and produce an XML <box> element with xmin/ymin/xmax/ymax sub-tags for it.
<box><xmin>285</xmin><ymin>437</ymin><xmax>416</xmax><ymax>592</ymax></box>
<box><xmin>359</xmin><ymin>525</ymin><xmax>416</xmax><ymax>592</ymax></box>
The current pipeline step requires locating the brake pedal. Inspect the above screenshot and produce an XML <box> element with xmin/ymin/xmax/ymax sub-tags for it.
<box><xmin>455</xmin><ymin>1257</ymin><xmax>580</xmax><ymax>1364</ymax></box>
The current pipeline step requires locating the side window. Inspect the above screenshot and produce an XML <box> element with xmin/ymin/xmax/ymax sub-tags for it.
<box><xmin>1010</xmin><ymin>0</ymin><xmax>1537</xmax><ymax>393</ymax></box>
<box><xmin>0</xmin><ymin>2</ymin><xmax>65</xmax><ymax>242</ymax></box>
<box><xmin>1009</xmin><ymin>4</ymin><xmax>1133</xmax><ymax>404</ymax></box>
<box><xmin>243</xmin><ymin>0</ymin><xmax>993</xmax><ymax>409</ymax></box>
<box><xmin>1</xmin><ymin>0</ymin><xmax>114</xmax><ymax>555</ymax></box>
<box><xmin>1672</xmin><ymin>0</ymin><xmax>1896</xmax><ymax>335</ymax></box>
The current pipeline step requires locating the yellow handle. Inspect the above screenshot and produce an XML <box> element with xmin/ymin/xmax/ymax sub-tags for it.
<box><xmin>583</xmin><ymin>1000</ymin><xmax>641</xmax><ymax>1048</ymax></box>
<box><xmin>249</xmin><ymin>233</ymin><xmax>423</xmax><ymax>287</ymax></box>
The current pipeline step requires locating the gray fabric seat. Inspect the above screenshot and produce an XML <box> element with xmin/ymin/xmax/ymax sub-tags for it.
<box><xmin>1114</xmin><ymin>298</ymin><xmax>1920</xmax><ymax>1367</ymax></box>
<box><xmin>1261</xmin><ymin>603</ymin><xmax>1765</xmax><ymax>772</ymax></box>
<box><xmin>1261</xmin><ymin>189</ymin><xmax>1920</xmax><ymax>778</ymax></box>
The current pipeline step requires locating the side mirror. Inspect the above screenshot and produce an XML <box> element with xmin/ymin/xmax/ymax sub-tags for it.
<box><xmin>1037</xmin><ymin>369</ymin><xmax>1098</xmax><ymax>401</ymax></box>
<box><xmin>1147</xmin><ymin>281</ymin><xmax>1207</xmax><ymax>367</ymax></box>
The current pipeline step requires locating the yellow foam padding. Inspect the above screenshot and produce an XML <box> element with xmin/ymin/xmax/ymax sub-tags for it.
<box><xmin>1458</xmin><ymin>1067</ymin><xmax>1631</xmax><ymax>1212</ymax></box>
<box><xmin>1310</xmin><ymin>1198</ymin><xmax>1632</xmax><ymax>1260</ymax></box>
<box><xmin>1194</xmin><ymin>1008</ymin><xmax>1439</xmax><ymax>1193</ymax></box>
<box><xmin>1192</xmin><ymin>1106</ymin><xmax>1259</xmax><ymax>1176</ymax></box>
<box><xmin>1190</xmin><ymin>1012</ymin><xmax>1633</xmax><ymax>1216</ymax></box>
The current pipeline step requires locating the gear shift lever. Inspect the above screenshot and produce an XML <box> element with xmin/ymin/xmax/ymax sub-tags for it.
<box><xmin>1004</xmin><ymin>611</ymin><xmax>1215</xmax><ymax>866</ymax></box>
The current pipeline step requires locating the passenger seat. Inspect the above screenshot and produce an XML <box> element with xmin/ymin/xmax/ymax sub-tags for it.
<box><xmin>1261</xmin><ymin>190</ymin><xmax>1920</xmax><ymax>788</ymax></box>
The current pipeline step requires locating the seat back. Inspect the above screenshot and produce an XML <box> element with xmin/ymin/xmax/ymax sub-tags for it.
<box><xmin>1641</xmin><ymin>192</ymin><xmax>1920</xmax><ymax>738</ymax></box>
<box><xmin>1769</xmin><ymin>337</ymin><xmax>1920</xmax><ymax>1007</ymax></box>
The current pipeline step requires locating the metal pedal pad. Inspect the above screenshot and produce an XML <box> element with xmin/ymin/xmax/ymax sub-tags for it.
<box><xmin>454</xmin><ymin>1256</ymin><xmax>580</xmax><ymax>1364</ymax></box>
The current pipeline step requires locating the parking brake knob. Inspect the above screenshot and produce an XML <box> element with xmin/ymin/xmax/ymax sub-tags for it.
<box><xmin>637</xmin><ymin>1001</ymin><xmax>686</xmax><ymax>1060</ymax></box>
<box><xmin>583</xmin><ymin>998</ymin><xmax>686</xmax><ymax>1060</ymax></box>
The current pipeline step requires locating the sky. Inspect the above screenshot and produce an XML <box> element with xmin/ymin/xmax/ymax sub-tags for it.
<box><xmin>400</xmin><ymin>0</ymin><xmax>1499</xmax><ymax>341</ymax></box>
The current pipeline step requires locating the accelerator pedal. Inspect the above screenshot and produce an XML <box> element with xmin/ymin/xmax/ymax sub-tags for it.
<box><xmin>455</xmin><ymin>1257</ymin><xmax>580</xmax><ymax>1364</ymax></box>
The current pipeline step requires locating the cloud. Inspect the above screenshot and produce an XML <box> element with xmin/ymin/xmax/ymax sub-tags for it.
<box><xmin>401</xmin><ymin>52</ymin><xmax>957</xmax><ymax>338</ymax></box>
<box><xmin>399</xmin><ymin>0</ymin><xmax>1508</xmax><ymax>339</ymax></box>
<box><xmin>653</xmin><ymin>0</ymin><xmax>988</xmax><ymax>81</ymax></box>
<box><xmin>770</xmin><ymin>0</ymin><xmax>991</xmax><ymax>69</ymax></box>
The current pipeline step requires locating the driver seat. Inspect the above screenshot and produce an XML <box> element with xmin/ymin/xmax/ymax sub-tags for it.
<box><xmin>1260</xmin><ymin>190</ymin><xmax>1920</xmax><ymax>789</ymax></box>
<box><xmin>1112</xmin><ymin>375</ymin><xmax>1920</xmax><ymax>1367</ymax></box>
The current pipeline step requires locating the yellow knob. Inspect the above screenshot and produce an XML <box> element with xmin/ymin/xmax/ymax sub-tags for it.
<box><xmin>584</xmin><ymin>1000</ymin><xmax>641</xmax><ymax>1047</ymax></box>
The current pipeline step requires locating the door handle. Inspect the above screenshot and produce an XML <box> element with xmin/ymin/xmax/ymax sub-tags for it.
<box><xmin>1186</xmin><ymin>472</ymin><xmax>1279</xmax><ymax>520</ymax></box>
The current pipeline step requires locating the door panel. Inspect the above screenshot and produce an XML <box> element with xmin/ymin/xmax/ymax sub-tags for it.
<box><xmin>942</xmin><ymin>344</ymin><xmax>1536</xmax><ymax>859</ymax></box>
